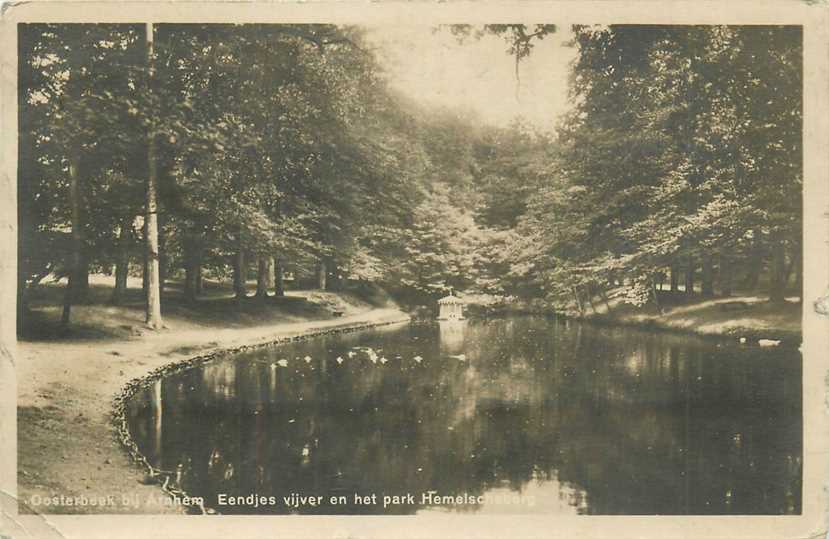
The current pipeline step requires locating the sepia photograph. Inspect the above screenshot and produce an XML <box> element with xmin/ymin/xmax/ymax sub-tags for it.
<box><xmin>2</xmin><ymin>3</ymin><xmax>828</xmax><ymax>538</ymax></box>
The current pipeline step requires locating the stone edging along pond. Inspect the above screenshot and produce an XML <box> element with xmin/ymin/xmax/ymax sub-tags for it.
<box><xmin>111</xmin><ymin>314</ymin><xmax>411</xmax><ymax>515</ymax></box>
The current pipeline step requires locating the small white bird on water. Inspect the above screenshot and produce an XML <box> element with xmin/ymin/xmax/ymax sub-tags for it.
<box><xmin>336</xmin><ymin>356</ymin><xmax>344</xmax><ymax>364</ymax></box>
<box><xmin>304</xmin><ymin>355</ymin><xmax>312</xmax><ymax>364</ymax></box>
<box><xmin>758</xmin><ymin>339</ymin><xmax>781</xmax><ymax>347</ymax></box>
<box><xmin>347</xmin><ymin>350</ymin><xmax>357</xmax><ymax>358</ymax></box>
<box><xmin>276</xmin><ymin>359</ymin><xmax>289</xmax><ymax>367</ymax></box>
<box><xmin>413</xmin><ymin>355</ymin><xmax>423</xmax><ymax>363</ymax></box>
<box><xmin>380</xmin><ymin>357</ymin><xmax>388</xmax><ymax>364</ymax></box>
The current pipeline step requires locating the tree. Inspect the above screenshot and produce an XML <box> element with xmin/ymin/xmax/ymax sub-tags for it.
<box><xmin>144</xmin><ymin>23</ymin><xmax>163</xmax><ymax>327</ymax></box>
<box><xmin>18</xmin><ymin>24</ymin><xmax>146</xmax><ymax>330</ymax></box>
<box><xmin>502</xmin><ymin>25</ymin><xmax>802</xmax><ymax>311</ymax></box>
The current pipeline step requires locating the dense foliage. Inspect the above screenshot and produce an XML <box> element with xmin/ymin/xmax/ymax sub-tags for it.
<box><xmin>17</xmin><ymin>24</ymin><xmax>803</xmax><ymax>332</ymax></box>
<box><xmin>505</xmin><ymin>25</ymin><xmax>802</xmax><ymax>311</ymax></box>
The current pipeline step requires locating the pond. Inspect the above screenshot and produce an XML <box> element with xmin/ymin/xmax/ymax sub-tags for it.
<box><xmin>125</xmin><ymin>317</ymin><xmax>802</xmax><ymax>515</ymax></box>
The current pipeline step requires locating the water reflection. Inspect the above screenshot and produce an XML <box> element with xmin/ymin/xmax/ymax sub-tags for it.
<box><xmin>438</xmin><ymin>320</ymin><xmax>467</xmax><ymax>355</ymax></box>
<box><xmin>126</xmin><ymin>317</ymin><xmax>802</xmax><ymax>515</ymax></box>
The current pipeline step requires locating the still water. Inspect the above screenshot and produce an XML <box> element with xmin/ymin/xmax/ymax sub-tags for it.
<box><xmin>126</xmin><ymin>317</ymin><xmax>802</xmax><ymax>515</ymax></box>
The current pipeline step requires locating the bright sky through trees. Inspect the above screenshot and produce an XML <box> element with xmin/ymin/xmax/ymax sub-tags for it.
<box><xmin>364</xmin><ymin>25</ymin><xmax>576</xmax><ymax>131</ymax></box>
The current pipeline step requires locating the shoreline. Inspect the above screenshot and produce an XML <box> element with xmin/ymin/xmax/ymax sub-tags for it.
<box><xmin>472</xmin><ymin>294</ymin><xmax>802</xmax><ymax>348</ymax></box>
<box><xmin>17</xmin><ymin>306</ymin><xmax>409</xmax><ymax>515</ymax></box>
<box><xmin>574</xmin><ymin>312</ymin><xmax>802</xmax><ymax>347</ymax></box>
<box><xmin>112</xmin><ymin>313</ymin><xmax>412</xmax><ymax>515</ymax></box>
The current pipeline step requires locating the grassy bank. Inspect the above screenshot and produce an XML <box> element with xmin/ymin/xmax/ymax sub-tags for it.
<box><xmin>587</xmin><ymin>294</ymin><xmax>801</xmax><ymax>344</ymax></box>
<box><xmin>469</xmin><ymin>290</ymin><xmax>802</xmax><ymax>346</ymax></box>
<box><xmin>17</xmin><ymin>276</ymin><xmax>408</xmax><ymax>514</ymax></box>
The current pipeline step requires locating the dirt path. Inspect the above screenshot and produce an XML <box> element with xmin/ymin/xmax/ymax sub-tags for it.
<box><xmin>16</xmin><ymin>307</ymin><xmax>409</xmax><ymax>515</ymax></box>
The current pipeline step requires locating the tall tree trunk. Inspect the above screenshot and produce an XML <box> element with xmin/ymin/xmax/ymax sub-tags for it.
<box><xmin>255</xmin><ymin>256</ymin><xmax>269</xmax><ymax>299</ymax></box>
<box><xmin>719</xmin><ymin>253</ymin><xmax>733</xmax><ymax>297</ymax></box>
<box><xmin>650</xmin><ymin>277</ymin><xmax>664</xmax><ymax>314</ymax></box>
<box><xmin>684</xmin><ymin>255</ymin><xmax>695</xmax><ymax>295</ymax></box>
<box><xmin>61</xmin><ymin>153</ymin><xmax>83</xmax><ymax>326</ymax></box>
<box><xmin>571</xmin><ymin>287</ymin><xmax>585</xmax><ymax>316</ymax></box>
<box><xmin>317</xmin><ymin>259</ymin><xmax>327</xmax><ymax>291</ymax></box>
<box><xmin>769</xmin><ymin>237</ymin><xmax>787</xmax><ymax>303</ymax></box>
<box><xmin>669</xmin><ymin>264</ymin><xmax>679</xmax><ymax>295</ymax></box>
<box><xmin>145</xmin><ymin>140</ymin><xmax>162</xmax><ymax>328</ymax></box>
<box><xmin>327</xmin><ymin>258</ymin><xmax>340</xmax><ymax>291</ymax></box>
<box><xmin>266</xmin><ymin>257</ymin><xmax>275</xmax><ymax>289</ymax></box>
<box><xmin>194</xmin><ymin>259</ymin><xmax>203</xmax><ymax>296</ymax></box>
<box><xmin>783</xmin><ymin>247</ymin><xmax>800</xmax><ymax>287</ymax></box>
<box><xmin>184</xmin><ymin>261</ymin><xmax>196</xmax><ymax>302</ymax></box>
<box><xmin>744</xmin><ymin>230</ymin><xmax>763</xmax><ymax>290</ymax></box>
<box><xmin>794</xmin><ymin>249</ymin><xmax>803</xmax><ymax>301</ymax></box>
<box><xmin>701</xmin><ymin>254</ymin><xmax>714</xmax><ymax>297</ymax></box>
<box><xmin>233</xmin><ymin>249</ymin><xmax>246</xmax><ymax>300</ymax></box>
<box><xmin>274</xmin><ymin>258</ymin><xmax>285</xmax><ymax>297</ymax></box>
<box><xmin>142</xmin><ymin>218</ymin><xmax>149</xmax><ymax>295</ymax></box>
<box><xmin>585</xmin><ymin>284</ymin><xmax>598</xmax><ymax>314</ymax></box>
<box><xmin>144</xmin><ymin>23</ymin><xmax>163</xmax><ymax>329</ymax></box>
<box><xmin>158</xmin><ymin>215</ymin><xmax>166</xmax><ymax>293</ymax></box>
<box><xmin>61</xmin><ymin>275</ymin><xmax>74</xmax><ymax>327</ymax></box>
<box><xmin>111</xmin><ymin>218</ymin><xmax>131</xmax><ymax>305</ymax></box>
<box><xmin>113</xmin><ymin>253</ymin><xmax>129</xmax><ymax>304</ymax></box>
<box><xmin>76</xmin><ymin>253</ymin><xmax>89</xmax><ymax>303</ymax></box>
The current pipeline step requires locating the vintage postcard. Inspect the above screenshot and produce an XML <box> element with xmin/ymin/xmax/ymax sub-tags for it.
<box><xmin>1</xmin><ymin>1</ymin><xmax>828</xmax><ymax>538</ymax></box>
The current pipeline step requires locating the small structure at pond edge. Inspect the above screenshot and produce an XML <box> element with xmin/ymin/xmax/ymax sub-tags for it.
<box><xmin>437</xmin><ymin>292</ymin><xmax>465</xmax><ymax>320</ymax></box>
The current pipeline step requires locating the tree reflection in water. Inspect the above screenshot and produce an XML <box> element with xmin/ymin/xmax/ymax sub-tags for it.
<box><xmin>126</xmin><ymin>317</ymin><xmax>802</xmax><ymax>515</ymax></box>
